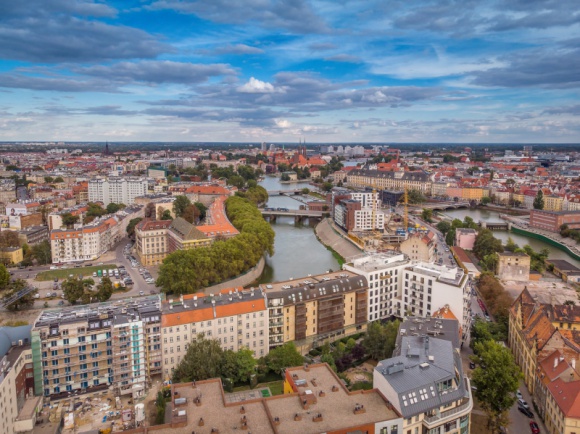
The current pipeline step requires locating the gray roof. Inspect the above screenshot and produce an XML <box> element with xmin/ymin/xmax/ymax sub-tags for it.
<box><xmin>0</xmin><ymin>326</ymin><xmax>32</xmax><ymax>359</ymax></box>
<box><xmin>395</xmin><ymin>317</ymin><xmax>460</xmax><ymax>352</ymax></box>
<box><xmin>348</xmin><ymin>169</ymin><xmax>430</xmax><ymax>182</ymax></box>
<box><xmin>375</xmin><ymin>336</ymin><xmax>467</xmax><ymax>418</ymax></box>
<box><xmin>169</xmin><ymin>217</ymin><xmax>207</xmax><ymax>240</ymax></box>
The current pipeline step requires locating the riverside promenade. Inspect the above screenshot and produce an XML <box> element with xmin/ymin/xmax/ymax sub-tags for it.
<box><xmin>315</xmin><ymin>218</ymin><xmax>362</xmax><ymax>260</ymax></box>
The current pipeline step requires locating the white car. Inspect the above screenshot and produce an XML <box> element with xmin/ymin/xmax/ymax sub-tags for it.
<box><xmin>50</xmin><ymin>266</ymin><xmax>57</xmax><ymax>270</ymax></box>
<box><xmin>139</xmin><ymin>291</ymin><xmax>145</xmax><ymax>296</ymax></box>
<box><xmin>516</xmin><ymin>390</ymin><xmax>523</xmax><ymax>400</ymax></box>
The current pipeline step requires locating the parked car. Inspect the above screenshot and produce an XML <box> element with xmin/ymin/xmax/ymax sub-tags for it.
<box><xmin>518</xmin><ymin>399</ymin><xmax>530</xmax><ymax>410</ymax></box>
<box><xmin>139</xmin><ymin>291</ymin><xmax>144</xmax><ymax>296</ymax></box>
<box><xmin>516</xmin><ymin>390</ymin><xmax>523</xmax><ymax>400</ymax></box>
<box><xmin>469</xmin><ymin>361</ymin><xmax>476</xmax><ymax>369</ymax></box>
<box><xmin>530</xmin><ymin>421</ymin><xmax>540</xmax><ymax>434</ymax></box>
<box><xmin>518</xmin><ymin>406</ymin><xmax>534</xmax><ymax>418</ymax></box>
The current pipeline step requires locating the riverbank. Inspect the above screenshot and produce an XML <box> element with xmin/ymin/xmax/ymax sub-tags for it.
<box><xmin>205</xmin><ymin>256</ymin><xmax>266</xmax><ymax>294</ymax></box>
<box><xmin>314</xmin><ymin>218</ymin><xmax>362</xmax><ymax>261</ymax></box>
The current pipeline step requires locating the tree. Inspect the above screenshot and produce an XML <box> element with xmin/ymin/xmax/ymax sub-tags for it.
<box><xmin>160</xmin><ymin>209</ymin><xmax>173</xmax><ymax>220</ymax></box>
<box><xmin>280</xmin><ymin>173</ymin><xmax>290</xmax><ymax>182</ymax></box>
<box><xmin>126</xmin><ymin>218</ymin><xmax>143</xmax><ymax>239</ymax></box>
<box><xmin>445</xmin><ymin>229</ymin><xmax>456</xmax><ymax>247</ymax></box>
<box><xmin>472</xmin><ymin>340</ymin><xmax>522</xmax><ymax>432</ymax></box>
<box><xmin>436</xmin><ymin>221</ymin><xmax>451</xmax><ymax>235</ymax></box>
<box><xmin>62</xmin><ymin>276</ymin><xmax>94</xmax><ymax>305</ymax></box>
<box><xmin>0</xmin><ymin>264</ymin><xmax>9</xmax><ymax>290</ymax></box>
<box><xmin>227</xmin><ymin>175</ymin><xmax>246</xmax><ymax>189</ymax></box>
<box><xmin>421</xmin><ymin>208</ymin><xmax>433</xmax><ymax>222</ymax></box>
<box><xmin>0</xmin><ymin>231</ymin><xmax>20</xmax><ymax>248</ymax></box>
<box><xmin>173</xmin><ymin>195</ymin><xmax>192</xmax><ymax>218</ymax></box>
<box><xmin>321</xmin><ymin>182</ymin><xmax>333</xmax><ymax>192</ymax></box>
<box><xmin>473</xmin><ymin>229</ymin><xmax>504</xmax><ymax>260</ymax></box>
<box><xmin>44</xmin><ymin>176</ymin><xmax>54</xmax><ymax>183</ymax></box>
<box><xmin>61</xmin><ymin>213</ymin><xmax>79</xmax><ymax>228</ymax></box>
<box><xmin>194</xmin><ymin>202</ymin><xmax>207</xmax><ymax>221</ymax></box>
<box><xmin>31</xmin><ymin>240</ymin><xmax>52</xmax><ymax>265</ymax></box>
<box><xmin>504</xmin><ymin>237</ymin><xmax>519</xmax><ymax>252</ymax></box>
<box><xmin>533</xmin><ymin>190</ymin><xmax>545</xmax><ymax>210</ymax></box>
<box><xmin>301</xmin><ymin>188</ymin><xmax>310</xmax><ymax>194</ymax></box>
<box><xmin>172</xmin><ymin>335</ymin><xmax>224</xmax><ymax>382</ymax></box>
<box><xmin>362</xmin><ymin>320</ymin><xmax>399</xmax><ymax>360</ymax></box>
<box><xmin>406</xmin><ymin>189</ymin><xmax>426</xmax><ymax>204</ymax></box>
<box><xmin>106</xmin><ymin>203</ymin><xmax>121</xmax><ymax>214</ymax></box>
<box><xmin>95</xmin><ymin>276</ymin><xmax>114</xmax><ymax>302</ymax></box>
<box><xmin>265</xmin><ymin>342</ymin><xmax>304</xmax><ymax>374</ymax></box>
<box><xmin>181</xmin><ymin>205</ymin><xmax>200</xmax><ymax>224</ymax></box>
<box><xmin>2</xmin><ymin>279</ymin><xmax>36</xmax><ymax>311</ymax></box>
<box><xmin>247</xmin><ymin>179</ymin><xmax>258</xmax><ymax>189</ymax></box>
<box><xmin>481</xmin><ymin>196</ymin><xmax>492</xmax><ymax>205</ymax></box>
<box><xmin>233</xmin><ymin>347</ymin><xmax>257</xmax><ymax>383</ymax></box>
<box><xmin>144</xmin><ymin>202</ymin><xmax>156</xmax><ymax>218</ymax></box>
<box><xmin>54</xmin><ymin>176</ymin><xmax>64</xmax><ymax>183</ymax></box>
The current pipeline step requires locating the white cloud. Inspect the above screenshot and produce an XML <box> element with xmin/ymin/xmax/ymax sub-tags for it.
<box><xmin>237</xmin><ymin>77</ymin><xmax>280</xmax><ymax>93</ymax></box>
<box><xmin>275</xmin><ymin>118</ymin><xmax>292</xmax><ymax>128</ymax></box>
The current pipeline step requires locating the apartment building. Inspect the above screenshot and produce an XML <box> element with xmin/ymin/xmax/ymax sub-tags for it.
<box><xmin>496</xmin><ymin>251</ymin><xmax>530</xmax><ymax>281</ymax></box>
<box><xmin>264</xmin><ymin>270</ymin><xmax>368</xmax><ymax>353</ymax></box>
<box><xmin>18</xmin><ymin>225</ymin><xmax>49</xmax><ymax>246</ymax></box>
<box><xmin>347</xmin><ymin>169</ymin><xmax>432</xmax><ymax>194</ymax></box>
<box><xmin>50</xmin><ymin>216</ymin><xmax>118</xmax><ymax>263</ymax></box>
<box><xmin>530</xmin><ymin>209</ymin><xmax>580</xmax><ymax>232</ymax></box>
<box><xmin>31</xmin><ymin>296</ymin><xmax>161</xmax><ymax>400</ymax></box>
<box><xmin>333</xmin><ymin>199</ymin><xmax>360</xmax><ymax>231</ymax></box>
<box><xmin>0</xmin><ymin>326</ymin><xmax>41</xmax><ymax>434</ymax></box>
<box><xmin>167</xmin><ymin>217</ymin><xmax>212</xmax><ymax>252</ymax></box>
<box><xmin>374</xmin><ymin>333</ymin><xmax>472</xmax><ymax>434</ymax></box>
<box><xmin>400</xmin><ymin>231</ymin><xmax>436</xmax><ymax>262</ymax></box>
<box><xmin>88</xmin><ymin>177</ymin><xmax>148</xmax><ymax>206</ymax></box>
<box><xmin>160</xmin><ymin>288</ymin><xmax>268</xmax><ymax>376</ymax></box>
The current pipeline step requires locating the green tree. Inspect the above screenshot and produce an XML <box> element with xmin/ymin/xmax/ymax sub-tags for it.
<box><xmin>533</xmin><ymin>190</ymin><xmax>545</xmax><ymax>210</ymax></box>
<box><xmin>126</xmin><ymin>218</ymin><xmax>143</xmax><ymax>238</ymax></box>
<box><xmin>61</xmin><ymin>213</ymin><xmax>79</xmax><ymax>228</ymax></box>
<box><xmin>0</xmin><ymin>230</ymin><xmax>21</xmax><ymax>248</ymax></box>
<box><xmin>54</xmin><ymin>176</ymin><xmax>64</xmax><ymax>183</ymax></box>
<box><xmin>31</xmin><ymin>240</ymin><xmax>52</xmax><ymax>265</ymax></box>
<box><xmin>280</xmin><ymin>172</ymin><xmax>290</xmax><ymax>181</ymax></box>
<box><xmin>445</xmin><ymin>229</ymin><xmax>456</xmax><ymax>247</ymax></box>
<box><xmin>86</xmin><ymin>202</ymin><xmax>106</xmax><ymax>218</ymax></box>
<box><xmin>472</xmin><ymin>340</ymin><xmax>522</xmax><ymax>433</ymax></box>
<box><xmin>301</xmin><ymin>187</ymin><xmax>310</xmax><ymax>194</ymax></box>
<box><xmin>160</xmin><ymin>209</ymin><xmax>173</xmax><ymax>221</ymax></box>
<box><xmin>173</xmin><ymin>195</ymin><xmax>192</xmax><ymax>218</ymax></box>
<box><xmin>95</xmin><ymin>276</ymin><xmax>114</xmax><ymax>302</ymax></box>
<box><xmin>194</xmin><ymin>202</ymin><xmax>207</xmax><ymax>220</ymax></box>
<box><xmin>321</xmin><ymin>182</ymin><xmax>333</xmax><ymax>192</ymax></box>
<box><xmin>247</xmin><ymin>179</ymin><xmax>258</xmax><ymax>189</ymax></box>
<box><xmin>43</xmin><ymin>176</ymin><xmax>54</xmax><ymax>183</ymax></box>
<box><xmin>473</xmin><ymin>229</ymin><xmax>504</xmax><ymax>260</ymax></box>
<box><xmin>172</xmin><ymin>335</ymin><xmax>224</xmax><ymax>382</ymax></box>
<box><xmin>62</xmin><ymin>276</ymin><xmax>94</xmax><ymax>305</ymax></box>
<box><xmin>406</xmin><ymin>189</ymin><xmax>426</xmax><ymax>204</ymax></box>
<box><xmin>265</xmin><ymin>342</ymin><xmax>304</xmax><ymax>374</ymax></box>
<box><xmin>480</xmin><ymin>253</ymin><xmax>499</xmax><ymax>272</ymax></box>
<box><xmin>0</xmin><ymin>264</ymin><xmax>10</xmax><ymax>290</ymax></box>
<box><xmin>421</xmin><ymin>208</ymin><xmax>433</xmax><ymax>222</ymax></box>
<box><xmin>2</xmin><ymin>279</ymin><xmax>36</xmax><ymax>311</ymax></box>
<box><xmin>436</xmin><ymin>221</ymin><xmax>451</xmax><ymax>235</ymax></box>
<box><xmin>481</xmin><ymin>196</ymin><xmax>492</xmax><ymax>205</ymax></box>
<box><xmin>181</xmin><ymin>205</ymin><xmax>200</xmax><ymax>224</ymax></box>
<box><xmin>144</xmin><ymin>202</ymin><xmax>156</xmax><ymax>218</ymax></box>
<box><xmin>234</xmin><ymin>347</ymin><xmax>257</xmax><ymax>383</ymax></box>
<box><xmin>504</xmin><ymin>237</ymin><xmax>519</xmax><ymax>252</ymax></box>
<box><xmin>106</xmin><ymin>203</ymin><xmax>121</xmax><ymax>214</ymax></box>
<box><xmin>362</xmin><ymin>320</ymin><xmax>399</xmax><ymax>360</ymax></box>
<box><xmin>227</xmin><ymin>175</ymin><xmax>246</xmax><ymax>189</ymax></box>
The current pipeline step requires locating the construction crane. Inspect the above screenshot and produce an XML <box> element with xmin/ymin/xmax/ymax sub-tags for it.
<box><xmin>403</xmin><ymin>185</ymin><xmax>409</xmax><ymax>231</ymax></box>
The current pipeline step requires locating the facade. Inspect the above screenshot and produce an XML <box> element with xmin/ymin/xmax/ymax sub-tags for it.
<box><xmin>160</xmin><ymin>288</ymin><xmax>269</xmax><ymax>376</ymax></box>
<box><xmin>496</xmin><ymin>251</ymin><xmax>530</xmax><ymax>281</ymax></box>
<box><xmin>530</xmin><ymin>210</ymin><xmax>580</xmax><ymax>232</ymax></box>
<box><xmin>374</xmin><ymin>334</ymin><xmax>472</xmax><ymax>434</ymax></box>
<box><xmin>400</xmin><ymin>231</ymin><xmax>436</xmax><ymax>262</ymax></box>
<box><xmin>0</xmin><ymin>247</ymin><xmax>23</xmax><ymax>265</ymax></box>
<box><xmin>18</xmin><ymin>225</ymin><xmax>49</xmax><ymax>246</ymax></box>
<box><xmin>333</xmin><ymin>199</ymin><xmax>361</xmax><ymax>231</ymax></box>
<box><xmin>380</xmin><ymin>189</ymin><xmax>404</xmax><ymax>207</ymax></box>
<box><xmin>88</xmin><ymin>177</ymin><xmax>148</xmax><ymax>206</ymax></box>
<box><xmin>167</xmin><ymin>217</ymin><xmax>212</xmax><ymax>252</ymax></box>
<box><xmin>332</xmin><ymin>190</ymin><xmax>386</xmax><ymax>232</ymax></box>
<box><xmin>455</xmin><ymin>228</ymin><xmax>477</xmax><ymax>250</ymax></box>
<box><xmin>134</xmin><ymin>219</ymin><xmax>172</xmax><ymax>266</ymax></box>
<box><xmin>347</xmin><ymin>169</ymin><xmax>432</xmax><ymax>194</ymax></box>
<box><xmin>265</xmin><ymin>270</ymin><xmax>369</xmax><ymax>353</ymax></box>
<box><xmin>0</xmin><ymin>326</ymin><xmax>40</xmax><ymax>434</ymax></box>
<box><xmin>31</xmin><ymin>296</ymin><xmax>161</xmax><ymax>400</ymax></box>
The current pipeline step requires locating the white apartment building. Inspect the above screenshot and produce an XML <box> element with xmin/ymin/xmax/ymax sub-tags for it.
<box><xmin>50</xmin><ymin>217</ymin><xmax>117</xmax><ymax>263</ymax></box>
<box><xmin>161</xmin><ymin>289</ymin><xmax>269</xmax><ymax>377</ymax></box>
<box><xmin>88</xmin><ymin>177</ymin><xmax>148</xmax><ymax>206</ymax></box>
<box><xmin>349</xmin><ymin>190</ymin><xmax>386</xmax><ymax>231</ymax></box>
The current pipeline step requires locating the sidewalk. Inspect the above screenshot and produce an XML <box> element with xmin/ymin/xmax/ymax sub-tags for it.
<box><xmin>314</xmin><ymin>218</ymin><xmax>362</xmax><ymax>260</ymax></box>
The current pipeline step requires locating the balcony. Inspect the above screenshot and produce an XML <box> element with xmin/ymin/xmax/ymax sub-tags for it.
<box><xmin>423</xmin><ymin>379</ymin><xmax>473</xmax><ymax>429</ymax></box>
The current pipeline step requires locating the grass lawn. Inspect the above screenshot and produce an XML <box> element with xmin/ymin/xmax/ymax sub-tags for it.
<box><xmin>232</xmin><ymin>380</ymin><xmax>284</xmax><ymax>396</ymax></box>
<box><xmin>35</xmin><ymin>265</ymin><xmax>117</xmax><ymax>281</ymax></box>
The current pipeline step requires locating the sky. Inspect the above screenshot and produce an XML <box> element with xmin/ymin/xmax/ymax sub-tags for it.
<box><xmin>1</xmin><ymin>0</ymin><xmax>580</xmax><ymax>144</ymax></box>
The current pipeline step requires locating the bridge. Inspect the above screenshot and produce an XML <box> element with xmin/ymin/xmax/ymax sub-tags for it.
<box><xmin>260</xmin><ymin>208</ymin><xmax>325</xmax><ymax>223</ymax></box>
<box><xmin>411</xmin><ymin>201</ymin><xmax>471</xmax><ymax>210</ymax></box>
<box><xmin>266</xmin><ymin>189</ymin><xmax>305</xmax><ymax>196</ymax></box>
<box><xmin>478</xmin><ymin>221</ymin><xmax>511</xmax><ymax>231</ymax></box>
<box><xmin>1</xmin><ymin>285</ymin><xmax>37</xmax><ymax>308</ymax></box>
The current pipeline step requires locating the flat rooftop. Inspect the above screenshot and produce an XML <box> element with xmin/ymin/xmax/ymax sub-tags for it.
<box><xmin>151</xmin><ymin>364</ymin><xmax>400</xmax><ymax>434</ymax></box>
<box><xmin>405</xmin><ymin>262</ymin><xmax>465</xmax><ymax>287</ymax></box>
<box><xmin>344</xmin><ymin>251</ymin><xmax>409</xmax><ymax>272</ymax></box>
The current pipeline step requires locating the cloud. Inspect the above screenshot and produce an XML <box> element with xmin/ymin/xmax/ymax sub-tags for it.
<box><xmin>0</xmin><ymin>74</ymin><xmax>120</xmax><ymax>92</ymax></box>
<box><xmin>214</xmin><ymin>44</ymin><xmax>264</xmax><ymax>55</ymax></box>
<box><xmin>150</xmin><ymin>0</ymin><xmax>327</xmax><ymax>33</ymax></box>
<box><xmin>542</xmin><ymin>105</ymin><xmax>580</xmax><ymax>116</ymax></box>
<box><xmin>309</xmin><ymin>42</ymin><xmax>337</xmax><ymax>51</ymax></box>
<box><xmin>324</xmin><ymin>54</ymin><xmax>361</xmax><ymax>63</ymax></box>
<box><xmin>76</xmin><ymin>61</ymin><xmax>236</xmax><ymax>85</ymax></box>
<box><xmin>237</xmin><ymin>77</ymin><xmax>280</xmax><ymax>93</ymax></box>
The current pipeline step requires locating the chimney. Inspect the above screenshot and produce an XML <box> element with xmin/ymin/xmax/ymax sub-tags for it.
<box><xmin>554</xmin><ymin>357</ymin><xmax>558</xmax><ymax>369</ymax></box>
<box><xmin>572</xmin><ymin>359</ymin><xmax>576</xmax><ymax>370</ymax></box>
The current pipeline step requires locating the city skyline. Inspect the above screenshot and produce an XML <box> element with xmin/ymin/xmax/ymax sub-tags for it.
<box><xmin>1</xmin><ymin>0</ymin><xmax>580</xmax><ymax>143</ymax></box>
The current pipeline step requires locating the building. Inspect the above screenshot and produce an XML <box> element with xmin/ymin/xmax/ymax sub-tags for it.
<box><xmin>88</xmin><ymin>177</ymin><xmax>148</xmax><ymax>206</ymax></box>
<box><xmin>545</xmin><ymin>259</ymin><xmax>580</xmax><ymax>283</ymax></box>
<box><xmin>18</xmin><ymin>225</ymin><xmax>49</xmax><ymax>246</ymax></box>
<box><xmin>530</xmin><ymin>209</ymin><xmax>580</xmax><ymax>232</ymax></box>
<box><xmin>496</xmin><ymin>251</ymin><xmax>530</xmax><ymax>281</ymax></box>
<box><xmin>455</xmin><ymin>228</ymin><xmax>477</xmax><ymax>250</ymax></box>
<box><xmin>380</xmin><ymin>189</ymin><xmax>404</xmax><ymax>207</ymax></box>
<box><xmin>264</xmin><ymin>270</ymin><xmax>369</xmax><ymax>353</ymax></box>
<box><xmin>0</xmin><ymin>247</ymin><xmax>23</xmax><ymax>265</ymax></box>
<box><xmin>0</xmin><ymin>326</ymin><xmax>41</xmax><ymax>434</ymax></box>
<box><xmin>400</xmin><ymin>231</ymin><xmax>436</xmax><ymax>262</ymax></box>
<box><xmin>333</xmin><ymin>199</ymin><xmax>361</xmax><ymax>231</ymax></box>
<box><xmin>133</xmin><ymin>363</ymin><xmax>402</xmax><ymax>434</ymax></box>
<box><xmin>31</xmin><ymin>296</ymin><xmax>161</xmax><ymax>400</ymax></box>
<box><xmin>50</xmin><ymin>217</ymin><xmax>118</xmax><ymax>263</ymax></box>
<box><xmin>167</xmin><ymin>217</ymin><xmax>212</xmax><ymax>253</ymax></box>
<box><xmin>332</xmin><ymin>190</ymin><xmax>386</xmax><ymax>232</ymax></box>
<box><xmin>347</xmin><ymin>169</ymin><xmax>431</xmax><ymax>195</ymax></box>
<box><xmin>374</xmin><ymin>333</ymin><xmax>472</xmax><ymax>434</ymax></box>
<box><xmin>160</xmin><ymin>288</ymin><xmax>269</xmax><ymax>376</ymax></box>
<box><xmin>134</xmin><ymin>219</ymin><xmax>172</xmax><ymax>266</ymax></box>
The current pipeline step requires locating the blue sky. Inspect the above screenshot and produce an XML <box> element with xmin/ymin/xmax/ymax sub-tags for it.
<box><xmin>1</xmin><ymin>0</ymin><xmax>580</xmax><ymax>143</ymax></box>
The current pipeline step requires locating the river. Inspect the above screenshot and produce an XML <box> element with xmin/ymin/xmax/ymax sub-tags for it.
<box><xmin>443</xmin><ymin>208</ymin><xmax>580</xmax><ymax>268</ymax></box>
<box><xmin>258</xmin><ymin>176</ymin><xmax>340</xmax><ymax>283</ymax></box>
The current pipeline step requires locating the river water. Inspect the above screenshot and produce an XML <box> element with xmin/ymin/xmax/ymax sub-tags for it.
<box><xmin>442</xmin><ymin>208</ymin><xmax>580</xmax><ymax>268</ymax></box>
<box><xmin>258</xmin><ymin>176</ymin><xmax>339</xmax><ymax>283</ymax></box>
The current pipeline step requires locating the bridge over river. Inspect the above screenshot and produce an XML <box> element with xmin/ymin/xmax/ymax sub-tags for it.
<box><xmin>260</xmin><ymin>208</ymin><xmax>325</xmax><ymax>223</ymax></box>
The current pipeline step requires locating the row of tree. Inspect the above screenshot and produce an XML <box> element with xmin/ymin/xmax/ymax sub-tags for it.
<box><xmin>156</xmin><ymin>196</ymin><xmax>275</xmax><ymax>294</ymax></box>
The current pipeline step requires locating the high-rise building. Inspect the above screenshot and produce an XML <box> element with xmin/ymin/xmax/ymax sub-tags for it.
<box><xmin>88</xmin><ymin>177</ymin><xmax>148</xmax><ymax>206</ymax></box>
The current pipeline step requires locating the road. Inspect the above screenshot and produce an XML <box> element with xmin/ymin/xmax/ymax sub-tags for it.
<box><xmin>404</xmin><ymin>211</ymin><xmax>457</xmax><ymax>268</ymax></box>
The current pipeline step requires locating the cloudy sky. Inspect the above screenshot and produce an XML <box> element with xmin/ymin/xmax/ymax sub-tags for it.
<box><xmin>1</xmin><ymin>0</ymin><xmax>580</xmax><ymax>143</ymax></box>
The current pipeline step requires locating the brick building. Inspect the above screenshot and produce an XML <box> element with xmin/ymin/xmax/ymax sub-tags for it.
<box><xmin>530</xmin><ymin>209</ymin><xmax>580</xmax><ymax>232</ymax></box>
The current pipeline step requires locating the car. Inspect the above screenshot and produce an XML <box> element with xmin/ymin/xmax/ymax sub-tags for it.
<box><xmin>50</xmin><ymin>266</ymin><xmax>57</xmax><ymax>270</ymax></box>
<box><xmin>530</xmin><ymin>421</ymin><xmax>540</xmax><ymax>434</ymax></box>
<box><xmin>518</xmin><ymin>406</ymin><xmax>534</xmax><ymax>418</ymax></box>
<box><xmin>149</xmin><ymin>290</ymin><xmax>156</xmax><ymax>294</ymax></box>
<box><xmin>93</xmin><ymin>272</ymin><xmax>97</xmax><ymax>277</ymax></box>
<box><xmin>139</xmin><ymin>291</ymin><xmax>144</xmax><ymax>296</ymax></box>
<box><xmin>33</xmin><ymin>293</ymin><xmax>40</xmax><ymax>299</ymax></box>
<box><xmin>516</xmin><ymin>390</ymin><xmax>523</xmax><ymax>400</ymax></box>
<box><xmin>518</xmin><ymin>399</ymin><xmax>530</xmax><ymax>409</ymax></box>
<box><xmin>469</xmin><ymin>361</ymin><xmax>476</xmax><ymax>369</ymax></box>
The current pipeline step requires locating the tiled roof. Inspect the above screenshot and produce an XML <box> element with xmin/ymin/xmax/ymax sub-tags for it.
<box><xmin>547</xmin><ymin>377</ymin><xmax>580</xmax><ymax>418</ymax></box>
